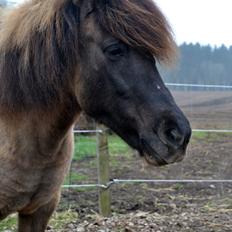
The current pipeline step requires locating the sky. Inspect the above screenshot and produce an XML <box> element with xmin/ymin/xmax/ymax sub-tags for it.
<box><xmin>12</xmin><ymin>0</ymin><xmax>232</xmax><ymax>47</ymax></box>
<box><xmin>155</xmin><ymin>0</ymin><xmax>232</xmax><ymax>47</ymax></box>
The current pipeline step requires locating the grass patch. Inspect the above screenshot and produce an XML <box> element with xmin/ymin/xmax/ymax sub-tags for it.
<box><xmin>73</xmin><ymin>134</ymin><xmax>131</xmax><ymax>161</ymax></box>
<box><xmin>192</xmin><ymin>131</ymin><xmax>208</xmax><ymax>139</ymax></box>
<box><xmin>173</xmin><ymin>183</ymin><xmax>184</xmax><ymax>191</ymax></box>
<box><xmin>49</xmin><ymin>210</ymin><xmax>78</xmax><ymax>230</ymax></box>
<box><xmin>64</xmin><ymin>173</ymin><xmax>88</xmax><ymax>185</ymax></box>
<box><xmin>0</xmin><ymin>214</ymin><xmax>17</xmax><ymax>231</ymax></box>
<box><xmin>0</xmin><ymin>211</ymin><xmax>78</xmax><ymax>232</ymax></box>
<box><xmin>73</xmin><ymin>136</ymin><xmax>97</xmax><ymax>161</ymax></box>
<box><xmin>191</xmin><ymin>131</ymin><xmax>230</xmax><ymax>142</ymax></box>
<box><xmin>73</xmin><ymin>131</ymin><xmax>230</xmax><ymax>162</ymax></box>
<box><xmin>74</xmin><ymin>132</ymin><xmax>231</xmax><ymax>161</ymax></box>
<box><xmin>108</xmin><ymin>135</ymin><xmax>131</xmax><ymax>156</ymax></box>
<box><xmin>73</xmin><ymin>132</ymin><xmax>232</xmax><ymax>161</ymax></box>
<box><xmin>203</xmin><ymin>197</ymin><xmax>232</xmax><ymax>213</ymax></box>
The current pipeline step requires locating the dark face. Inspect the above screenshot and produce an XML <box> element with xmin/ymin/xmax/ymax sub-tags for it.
<box><xmin>76</xmin><ymin>15</ymin><xmax>191</xmax><ymax>166</ymax></box>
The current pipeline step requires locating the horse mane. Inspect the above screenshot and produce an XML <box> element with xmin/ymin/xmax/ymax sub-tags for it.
<box><xmin>0</xmin><ymin>0</ymin><xmax>79</xmax><ymax>112</ymax></box>
<box><xmin>95</xmin><ymin>0</ymin><xmax>176</xmax><ymax>63</ymax></box>
<box><xmin>0</xmin><ymin>0</ymin><xmax>176</xmax><ymax>112</ymax></box>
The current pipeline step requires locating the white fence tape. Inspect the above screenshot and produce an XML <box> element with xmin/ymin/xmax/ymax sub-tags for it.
<box><xmin>165</xmin><ymin>83</ymin><xmax>232</xmax><ymax>89</ymax></box>
<box><xmin>63</xmin><ymin>179</ymin><xmax>232</xmax><ymax>189</ymax></box>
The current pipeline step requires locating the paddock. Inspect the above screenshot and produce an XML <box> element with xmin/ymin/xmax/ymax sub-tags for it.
<box><xmin>61</xmin><ymin>85</ymin><xmax>232</xmax><ymax>231</ymax></box>
<box><xmin>0</xmin><ymin>1</ymin><xmax>231</xmax><ymax>231</ymax></box>
<box><xmin>1</xmin><ymin>84</ymin><xmax>231</xmax><ymax>231</ymax></box>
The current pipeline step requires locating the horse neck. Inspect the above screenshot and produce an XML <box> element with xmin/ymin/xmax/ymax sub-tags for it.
<box><xmin>0</xmin><ymin>95</ymin><xmax>81</xmax><ymax>162</ymax></box>
<box><xmin>0</xmin><ymin>0</ymin><xmax>80</xmax><ymax>112</ymax></box>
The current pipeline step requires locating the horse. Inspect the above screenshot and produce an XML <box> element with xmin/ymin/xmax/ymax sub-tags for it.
<box><xmin>0</xmin><ymin>0</ymin><xmax>191</xmax><ymax>231</ymax></box>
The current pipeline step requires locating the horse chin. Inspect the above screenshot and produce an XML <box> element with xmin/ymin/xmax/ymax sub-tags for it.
<box><xmin>143</xmin><ymin>152</ymin><xmax>160</xmax><ymax>166</ymax></box>
<box><xmin>141</xmin><ymin>148</ymin><xmax>186</xmax><ymax>167</ymax></box>
<box><xmin>142</xmin><ymin>152</ymin><xmax>168</xmax><ymax>167</ymax></box>
<box><xmin>139</xmin><ymin>139</ymin><xmax>169</xmax><ymax>167</ymax></box>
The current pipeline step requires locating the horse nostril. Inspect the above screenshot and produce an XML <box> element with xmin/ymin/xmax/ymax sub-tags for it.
<box><xmin>165</xmin><ymin>128</ymin><xmax>184</xmax><ymax>146</ymax></box>
<box><xmin>157</xmin><ymin>124</ymin><xmax>185</xmax><ymax>149</ymax></box>
<box><xmin>157</xmin><ymin>118</ymin><xmax>191</xmax><ymax>150</ymax></box>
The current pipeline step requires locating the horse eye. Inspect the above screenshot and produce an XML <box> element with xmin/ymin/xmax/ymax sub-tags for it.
<box><xmin>104</xmin><ymin>43</ymin><xmax>127</xmax><ymax>60</ymax></box>
<box><xmin>109</xmin><ymin>47</ymin><xmax>123</xmax><ymax>56</ymax></box>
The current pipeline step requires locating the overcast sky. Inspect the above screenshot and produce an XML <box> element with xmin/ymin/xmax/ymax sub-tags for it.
<box><xmin>13</xmin><ymin>0</ymin><xmax>232</xmax><ymax>47</ymax></box>
<box><xmin>155</xmin><ymin>0</ymin><xmax>232</xmax><ymax>47</ymax></box>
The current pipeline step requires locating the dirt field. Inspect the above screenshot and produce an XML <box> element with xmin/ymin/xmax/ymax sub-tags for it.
<box><xmin>172</xmin><ymin>90</ymin><xmax>232</xmax><ymax>130</ymax></box>
<box><xmin>20</xmin><ymin>90</ymin><xmax>226</xmax><ymax>232</ymax></box>
<box><xmin>52</xmin><ymin>132</ymin><xmax>232</xmax><ymax>232</ymax></box>
<box><xmin>48</xmin><ymin>90</ymin><xmax>232</xmax><ymax>232</ymax></box>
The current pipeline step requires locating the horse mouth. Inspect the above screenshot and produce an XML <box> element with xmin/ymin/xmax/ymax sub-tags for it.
<box><xmin>141</xmin><ymin>140</ymin><xmax>168</xmax><ymax>166</ymax></box>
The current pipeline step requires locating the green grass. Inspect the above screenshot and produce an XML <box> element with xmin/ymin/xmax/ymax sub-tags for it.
<box><xmin>0</xmin><ymin>214</ymin><xmax>17</xmax><ymax>231</ymax></box>
<box><xmin>73</xmin><ymin>136</ymin><xmax>97</xmax><ymax>161</ymax></box>
<box><xmin>108</xmin><ymin>135</ymin><xmax>132</xmax><ymax>156</ymax></box>
<box><xmin>73</xmin><ymin>134</ymin><xmax>131</xmax><ymax>161</ymax></box>
<box><xmin>49</xmin><ymin>210</ymin><xmax>78</xmax><ymax>230</ymax></box>
<box><xmin>173</xmin><ymin>183</ymin><xmax>184</xmax><ymax>191</ymax></box>
<box><xmin>0</xmin><ymin>211</ymin><xmax>78</xmax><ymax>232</ymax></box>
<box><xmin>191</xmin><ymin>131</ymin><xmax>230</xmax><ymax>142</ymax></box>
<box><xmin>64</xmin><ymin>173</ymin><xmax>88</xmax><ymax>185</ymax></box>
<box><xmin>192</xmin><ymin>131</ymin><xmax>208</xmax><ymax>139</ymax></box>
<box><xmin>74</xmin><ymin>132</ymin><xmax>221</xmax><ymax>161</ymax></box>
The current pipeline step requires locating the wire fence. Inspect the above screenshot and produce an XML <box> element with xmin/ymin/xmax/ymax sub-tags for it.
<box><xmin>64</xmin><ymin>129</ymin><xmax>232</xmax><ymax>190</ymax></box>
<box><xmin>165</xmin><ymin>83</ymin><xmax>232</xmax><ymax>89</ymax></box>
<box><xmin>192</xmin><ymin>129</ymin><xmax>232</xmax><ymax>133</ymax></box>
<box><xmin>64</xmin><ymin>83</ymin><xmax>232</xmax><ymax>216</ymax></box>
<box><xmin>63</xmin><ymin>179</ymin><xmax>232</xmax><ymax>190</ymax></box>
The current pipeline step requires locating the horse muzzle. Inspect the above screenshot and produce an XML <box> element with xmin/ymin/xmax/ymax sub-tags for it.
<box><xmin>140</xmin><ymin>117</ymin><xmax>192</xmax><ymax>167</ymax></box>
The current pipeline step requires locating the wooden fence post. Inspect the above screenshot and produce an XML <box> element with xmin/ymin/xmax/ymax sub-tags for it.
<box><xmin>97</xmin><ymin>124</ymin><xmax>111</xmax><ymax>217</ymax></box>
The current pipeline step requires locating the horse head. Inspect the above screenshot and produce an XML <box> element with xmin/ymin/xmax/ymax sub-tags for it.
<box><xmin>0</xmin><ymin>0</ymin><xmax>191</xmax><ymax>166</ymax></box>
<box><xmin>75</xmin><ymin>0</ymin><xmax>191</xmax><ymax>166</ymax></box>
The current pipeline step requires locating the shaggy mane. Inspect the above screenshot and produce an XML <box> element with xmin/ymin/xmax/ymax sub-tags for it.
<box><xmin>0</xmin><ymin>0</ymin><xmax>176</xmax><ymax>112</ymax></box>
<box><xmin>0</xmin><ymin>0</ymin><xmax>79</xmax><ymax>111</ymax></box>
<box><xmin>96</xmin><ymin>0</ymin><xmax>177</xmax><ymax>63</ymax></box>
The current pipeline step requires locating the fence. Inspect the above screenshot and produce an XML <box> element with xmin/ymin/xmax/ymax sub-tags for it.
<box><xmin>63</xmin><ymin>83</ymin><xmax>232</xmax><ymax>217</ymax></box>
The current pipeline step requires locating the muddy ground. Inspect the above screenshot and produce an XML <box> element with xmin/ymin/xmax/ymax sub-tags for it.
<box><xmin>53</xmin><ymin>132</ymin><xmax>232</xmax><ymax>232</ymax></box>
<box><xmin>49</xmin><ymin>91</ymin><xmax>232</xmax><ymax>231</ymax></box>
<box><xmin>172</xmin><ymin>90</ymin><xmax>232</xmax><ymax>130</ymax></box>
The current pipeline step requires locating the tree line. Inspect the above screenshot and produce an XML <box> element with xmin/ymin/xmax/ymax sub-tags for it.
<box><xmin>160</xmin><ymin>43</ymin><xmax>232</xmax><ymax>86</ymax></box>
